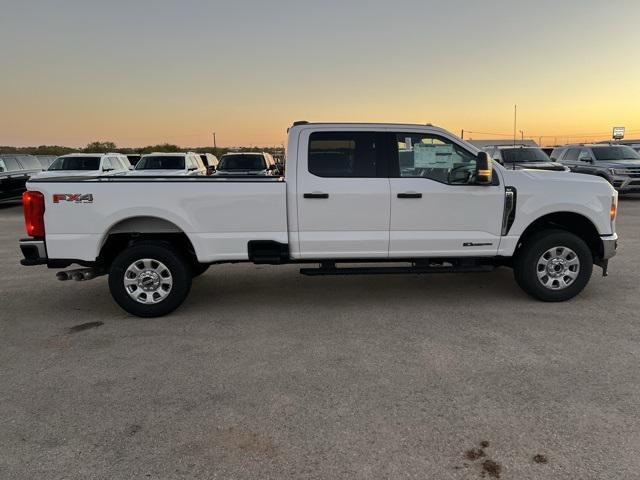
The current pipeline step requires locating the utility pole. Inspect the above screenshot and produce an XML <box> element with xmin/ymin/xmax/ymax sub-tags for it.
<box><xmin>520</xmin><ymin>130</ymin><xmax>524</xmax><ymax>142</ymax></box>
<box><xmin>461</xmin><ymin>129</ymin><xmax>464</xmax><ymax>139</ymax></box>
<box><xmin>212</xmin><ymin>132</ymin><xmax>217</xmax><ymax>149</ymax></box>
<box><xmin>513</xmin><ymin>104</ymin><xmax>517</xmax><ymax>147</ymax></box>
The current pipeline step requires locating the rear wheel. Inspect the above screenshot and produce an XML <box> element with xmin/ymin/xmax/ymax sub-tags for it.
<box><xmin>108</xmin><ymin>242</ymin><xmax>192</xmax><ymax>317</ymax></box>
<box><xmin>514</xmin><ymin>229</ymin><xmax>593</xmax><ymax>302</ymax></box>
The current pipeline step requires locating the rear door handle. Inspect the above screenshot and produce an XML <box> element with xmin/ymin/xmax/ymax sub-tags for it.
<box><xmin>304</xmin><ymin>192</ymin><xmax>329</xmax><ymax>199</ymax></box>
<box><xmin>397</xmin><ymin>192</ymin><xmax>422</xmax><ymax>199</ymax></box>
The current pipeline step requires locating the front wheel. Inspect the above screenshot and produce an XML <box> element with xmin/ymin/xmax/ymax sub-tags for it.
<box><xmin>514</xmin><ymin>229</ymin><xmax>593</xmax><ymax>302</ymax></box>
<box><xmin>108</xmin><ymin>242</ymin><xmax>192</xmax><ymax>317</ymax></box>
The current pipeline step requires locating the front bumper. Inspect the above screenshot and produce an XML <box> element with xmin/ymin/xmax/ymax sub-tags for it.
<box><xmin>611</xmin><ymin>176</ymin><xmax>640</xmax><ymax>193</ymax></box>
<box><xmin>601</xmin><ymin>234</ymin><xmax>618</xmax><ymax>260</ymax></box>
<box><xmin>19</xmin><ymin>238</ymin><xmax>48</xmax><ymax>266</ymax></box>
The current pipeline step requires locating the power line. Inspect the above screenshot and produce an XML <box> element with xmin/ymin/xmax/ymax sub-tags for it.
<box><xmin>465</xmin><ymin>129</ymin><xmax>640</xmax><ymax>138</ymax></box>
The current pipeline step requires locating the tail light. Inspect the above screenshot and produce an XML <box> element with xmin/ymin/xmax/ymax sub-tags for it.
<box><xmin>22</xmin><ymin>191</ymin><xmax>45</xmax><ymax>237</ymax></box>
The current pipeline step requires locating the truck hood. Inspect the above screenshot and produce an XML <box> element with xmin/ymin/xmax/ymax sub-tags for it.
<box><xmin>501</xmin><ymin>167</ymin><xmax>615</xmax><ymax>193</ymax></box>
<box><xmin>508</xmin><ymin>162</ymin><xmax>568</xmax><ymax>172</ymax></box>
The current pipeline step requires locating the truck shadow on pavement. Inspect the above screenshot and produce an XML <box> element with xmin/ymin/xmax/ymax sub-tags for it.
<box><xmin>184</xmin><ymin>264</ymin><xmax>526</xmax><ymax>315</ymax></box>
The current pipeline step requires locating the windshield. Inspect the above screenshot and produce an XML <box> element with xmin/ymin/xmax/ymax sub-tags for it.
<box><xmin>48</xmin><ymin>156</ymin><xmax>101</xmax><ymax>171</ymax></box>
<box><xmin>136</xmin><ymin>156</ymin><xmax>185</xmax><ymax>170</ymax></box>
<box><xmin>218</xmin><ymin>154</ymin><xmax>266</xmax><ymax>171</ymax></box>
<box><xmin>500</xmin><ymin>148</ymin><xmax>550</xmax><ymax>163</ymax></box>
<box><xmin>592</xmin><ymin>146</ymin><xmax>640</xmax><ymax>161</ymax></box>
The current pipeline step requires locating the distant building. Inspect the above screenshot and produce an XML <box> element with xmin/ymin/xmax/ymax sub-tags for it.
<box><xmin>467</xmin><ymin>139</ymin><xmax>539</xmax><ymax>148</ymax></box>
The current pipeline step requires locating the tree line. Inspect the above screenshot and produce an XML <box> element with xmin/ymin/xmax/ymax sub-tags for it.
<box><xmin>0</xmin><ymin>141</ymin><xmax>284</xmax><ymax>157</ymax></box>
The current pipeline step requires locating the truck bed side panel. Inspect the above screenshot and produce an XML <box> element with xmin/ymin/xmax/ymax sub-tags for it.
<box><xmin>29</xmin><ymin>180</ymin><xmax>287</xmax><ymax>263</ymax></box>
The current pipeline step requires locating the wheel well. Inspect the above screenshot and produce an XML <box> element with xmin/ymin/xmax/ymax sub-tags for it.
<box><xmin>98</xmin><ymin>217</ymin><xmax>198</xmax><ymax>267</ymax></box>
<box><xmin>517</xmin><ymin>212</ymin><xmax>603</xmax><ymax>260</ymax></box>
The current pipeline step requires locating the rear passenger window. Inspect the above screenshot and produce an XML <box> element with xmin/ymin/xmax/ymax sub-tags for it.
<box><xmin>564</xmin><ymin>148</ymin><xmax>580</xmax><ymax>161</ymax></box>
<box><xmin>308</xmin><ymin>132</ymin><xmax>378</xmax><ymax>178</ymax></box>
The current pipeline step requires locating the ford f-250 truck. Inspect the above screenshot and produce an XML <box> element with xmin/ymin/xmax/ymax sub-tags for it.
<box><xmin>19</xmin><ymin>122</ymin><xmax>618</xmax><ymax>317</ymax></box>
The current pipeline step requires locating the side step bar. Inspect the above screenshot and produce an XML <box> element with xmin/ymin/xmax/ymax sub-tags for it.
<box><xmin>300</xmin><ymin>262</ymin><xmax>495</xmax><ymax>276</ymax></box>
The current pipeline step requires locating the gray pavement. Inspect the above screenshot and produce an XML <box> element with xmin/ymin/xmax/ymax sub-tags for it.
<box><xmin>1</xmin><ymin>197</ymin><xmax>639</xmax><ymax>479</ymax></box>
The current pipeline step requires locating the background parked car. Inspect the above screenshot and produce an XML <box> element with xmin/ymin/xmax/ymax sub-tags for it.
<box><xmin>540</xmin><ymin>147</ymin><xmax>555</xmax><ymax>157</ymax></box>
<box><xmin>34</xmin><ymin>155</ymin><xmax>57</xmax><ymax>170</ymax></box>
<box><xmin>484</xmin><ymin>146</ymin><xmax>569</xmax><ymax>171</ymax></box>
<box><xmin>215</xmin><ymin>152</ymin><xmax>279</xmax><ymax>176</ymax></box>
<box><xmin>133</xmin><ymin>152</ymin><xmax>206</xmax><ymax>176</ymax></box>
<box><xmin>125</xmin><ymin>154</ymin><xmax>141</xmax><ymax>168</ymax></box>
<box><xmin>0</xmin><ymin>155</ymin><xmax>43</xmax><ymax>203</ymax></box>
<box><xmin>555</xmin><ymin>144</ymin><xmax>640</xmax><ymax>193</ymax></box>
<box><xmin>36</xmin><ymin>153</ymin><xmax>131</xmax><ymax>179</ymax></box>
<box><xmin>199</xmin><ymin>153</ymin><xmax>219</xmax><ymax>176</ymax></box>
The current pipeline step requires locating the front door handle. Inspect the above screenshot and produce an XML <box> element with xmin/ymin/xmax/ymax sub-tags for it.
<box><xmin>304</xmin><ymin>192</ymin><xmax>329</xmax><ymax>199</ymax></box>
<box><xmin>397</xmin><ymin>192</ymin><xmax>422</xmax><ymax>199</ymax></box>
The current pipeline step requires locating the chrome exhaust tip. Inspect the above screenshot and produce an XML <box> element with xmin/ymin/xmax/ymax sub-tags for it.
<box><xmin>56</xmin><ymin>271</ymin><xmax>70</xmax><ymax>281</ymax></box>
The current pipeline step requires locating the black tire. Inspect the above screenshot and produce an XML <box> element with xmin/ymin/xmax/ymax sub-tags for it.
<box><xmin>191</xmin><ymin>263</ymin><xmax>210</xmax><ymax>277</ymax></box>
<box><xmin>514</xmin><ymin>229</ymin><xmax>593</xmax><ymax>302</ymax></box>
<box><xmin>108</xmin><ymin>241</ymin><xmax>192</xmax><ymax>317</ymax></box>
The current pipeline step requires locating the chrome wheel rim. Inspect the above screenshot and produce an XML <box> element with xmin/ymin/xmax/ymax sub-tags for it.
<box><xmin>536</xmin><ymin>246</ymin><xmax>580</xmax><ymax>290</ymax></box>
<box><xmin>124</xmin><ymin>258</ymin><xmax>173</xmax><ymax>304</ymax></box>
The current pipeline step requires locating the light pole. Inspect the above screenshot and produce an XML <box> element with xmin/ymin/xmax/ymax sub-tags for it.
<box><xmin>212</xmin><ymin>132</ymin><xmax>217</xmax><ymax>149</ymax></box>
<box><xmin>513</xmin><ymin>105</ymin><xmax>517</xmax><ymax>147</ymax></box>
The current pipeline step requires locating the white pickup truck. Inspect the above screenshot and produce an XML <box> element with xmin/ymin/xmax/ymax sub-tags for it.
<box><xmin>20</xmin><ymin>122</ymin><xmax>618</xmax><ymax>317</ymax></box>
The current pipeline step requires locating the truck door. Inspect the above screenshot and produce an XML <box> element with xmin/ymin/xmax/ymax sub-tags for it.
<box><xmin>387</xmin><ymin>132</ymin><xmax>504</xmax><ymax>257</ymax></box>
<box><xmin>296</xmin><ymin>130</ymin><xmax>391</xmax><ymax>258</ymax></box>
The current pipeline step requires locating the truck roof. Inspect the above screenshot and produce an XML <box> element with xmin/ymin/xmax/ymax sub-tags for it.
<box><xmin>292</xmin><ymin>121</ymin><xmax>438</xmax><ymax>128</ymax></box>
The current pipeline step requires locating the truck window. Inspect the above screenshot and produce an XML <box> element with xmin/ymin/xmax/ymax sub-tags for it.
<box><xmin>136</xmin><ymin>156</ymin><xmax>185</xmax><ymax>170</ymax></box>
<box><xmin>0</xmin><ymin>157</ymin><xmax>23</xmax><ymax>172</ymax></box>
<box><xmin>49</xmin><ymin>156</ymin><xmax>101</xmax><ymax>171</ymax></box>
<box><xmin>218</xmin><ymin>154</ymin><xmax>266</xmax><ymax>171</ymax></box>
<box><xmin>308</xmin><ymin>132</ymin><xmax>378</xmax><ymax>177</ymax></box>
<box><xmin>17</xmin><ymin>156</ymin><xmax>41</xmax><ymax>170</ymax></box>
<box><xmin>563</xmin><ymin>148</ymin><xmax>580</xmax><ymax>161</ymax></box>
<box><xmin>0</xmin><ymin>159</ymin><xmax>6</xmax><ymax>173</ymax></box>
<box><xmin>393</xmin><ymin>133</ymin><xmax>477</xmax><ymax>184</ymax></box>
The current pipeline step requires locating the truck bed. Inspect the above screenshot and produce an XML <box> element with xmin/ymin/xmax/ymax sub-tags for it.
<box><xmin>28</xmin><ymin>176</ymin><xmax>288</xmax><ymax>263</ymax></box>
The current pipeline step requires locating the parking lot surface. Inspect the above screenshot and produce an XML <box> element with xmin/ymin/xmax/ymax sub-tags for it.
<box><xmin>1</xmin><ymin>198</ymin><xmax>639</xmax><ymax>480</ymax></box>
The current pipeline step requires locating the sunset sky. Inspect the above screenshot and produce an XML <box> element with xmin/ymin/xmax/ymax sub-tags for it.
<box><xmin>1</xmin><ymin>0</ymin><xmax>639</xmax><ymax>147</ymax></box>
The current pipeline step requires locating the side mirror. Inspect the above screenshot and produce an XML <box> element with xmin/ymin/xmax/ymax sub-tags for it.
<box><xmin>475</xmin><ymin>152</ymin><xmax>493</xmax><ymax>185</ymax></box>
<box><xmin>268</xmin><ymin>164</ymin><xmax>276</xmax><ymax>170</ymax></box>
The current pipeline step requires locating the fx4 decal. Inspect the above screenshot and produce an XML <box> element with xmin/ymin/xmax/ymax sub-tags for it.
<box><xmin>53</xmin><ymin>193</ymin><xmax>94</xmax><ymax>204</ymax></box>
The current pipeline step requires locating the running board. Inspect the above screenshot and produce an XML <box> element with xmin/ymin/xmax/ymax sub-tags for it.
<box><xmin>300</xmin><ymin>263</ymin><xmax>495</xmax><ymax>276</ymax></box>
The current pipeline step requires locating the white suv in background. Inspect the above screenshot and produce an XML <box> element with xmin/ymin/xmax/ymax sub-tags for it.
<box><xmin>35</xmin><ymin>153</ymin><xmax>131</xmax><ymax>178</ymax></box>
<box><xmin>133</xmin><ymin>152</ymin><xmax>207</xmax><ymax>176</ymax></box>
